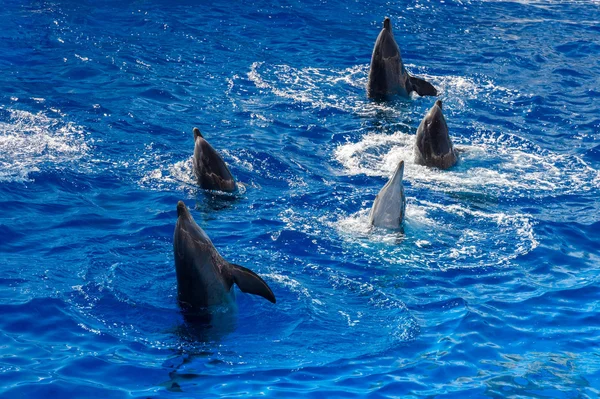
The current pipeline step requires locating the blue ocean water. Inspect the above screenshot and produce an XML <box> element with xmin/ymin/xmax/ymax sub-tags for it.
<box><xmin>1</xmin><ymin>0</ymin><xmax>599</xmax><ymax>397</ymax></box>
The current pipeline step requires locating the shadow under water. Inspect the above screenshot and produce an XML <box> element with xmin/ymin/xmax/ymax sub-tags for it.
<box><xmin>174</xmin><ymin>305</ymin><xmax>238</xmax><ymax>344</ymax></box>
<box><xmin>160</xmin><ymin>307</ymin><xmax>239</xmax><ymax>393</ymax></box>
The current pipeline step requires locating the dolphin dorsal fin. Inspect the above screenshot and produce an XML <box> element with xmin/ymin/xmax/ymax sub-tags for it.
<box><xmin>230</xmin><ymin>263</ymin><xmax>276</xmax><ymax>303</ymax></box>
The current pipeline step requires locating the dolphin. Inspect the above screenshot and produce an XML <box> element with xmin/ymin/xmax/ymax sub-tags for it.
<box><xmin>173</xmin><ymin>201</ymin><xmax>276</xmax><ymax>312</ymax></box>
<box><xmin>414</xmin><ymin>100</ymin><xmax>457</xmax><ymax>169</ymax></box>
<box><xmin>367</xmin><ymin>17</ymin><xmax>437</xmax><ymax>99</ymax></box>
<box><xmin>369</xmin><ymin>160</ymin><xmax>406</xmax><ymax>229</ymax></box>
<box><xmin>192</xmin><ymin>127</ymin><xmax>237</xmax><ymax>192</ymax></box>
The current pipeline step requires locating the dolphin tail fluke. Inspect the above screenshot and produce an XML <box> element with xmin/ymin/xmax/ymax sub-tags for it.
<box><xmin>409</xmin><ymin>75</ymin><xmax>438</xmax><ymax>97</ymax></box>
<box><xmin>230</xmin><ymin>263</ymin><xmax>276</xmax><ymax>303</ymax></box>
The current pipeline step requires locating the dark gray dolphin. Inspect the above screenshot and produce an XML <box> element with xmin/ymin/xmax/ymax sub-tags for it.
<box><xmin>192</xmin><ymin>127</ymin><xmax>237</xmax><ymax>192</ymax></box>
<box><xmin>367</xmin><ymin>17</ymin><xmax>437</xmax><ymax>98</ymax></box>
<box><xmin>369</xmin><ymin>160</ymin><xmax>406</xmax><ymax>229</ymax></box>
<box><xmin>173</xmin><ymin>201</ymin><xmax>276</xmax><ymax>311</ymax></box>
<box><xmin>414</xmin><ymin>100</ymin><xmax>457</xmax><ymax>169</ymax></box>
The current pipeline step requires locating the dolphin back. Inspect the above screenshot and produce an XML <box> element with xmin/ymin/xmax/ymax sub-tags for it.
<box><xmin>193</xmin><ymin>138</ymin><xmax>237</xmax><ymax>192</ymax></box>
<box><xmin>229</xmin><ymin>263</ymin><xmax>276</xmax><ymax>303</ymax></box>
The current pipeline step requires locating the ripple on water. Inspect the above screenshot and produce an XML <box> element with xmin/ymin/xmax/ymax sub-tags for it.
<box><xmin>2</xmin><ymin>1</ymin><xmax>600</xmax><ymax>396</ymax></box>
<box><xmin>138</xmin><ymin>144</ymin><xmax>301</xmax><ymax>195</ymax></box>
<box><xmin>333</xmin><ymin>201</ymin><xmax>538</xmax><ymax>271</ymax></box>
<box><xmin>238</xmin><ymin>61</ymin><xmax>521</xmax><ymax>118</ymax></box>
<box><xmin>62</xmin><ymin>253</ymin><xmax>418</xmax><ymax>372</ymax></box>
<box><xmin>241</xmin><ymin>62</ymin><xmax>400</xmax><ymax>117</ymax></box>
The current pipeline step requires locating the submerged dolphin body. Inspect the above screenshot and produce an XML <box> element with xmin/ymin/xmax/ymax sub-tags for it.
<box><xmin>369</xmin><ymin>160</ymin><xmax>406</xmax><ymax>229</ymax></box>
<box><xmin>192</xmin><ymin>127</ymin><xmax>237</xmax><ymax>192</ymax></box>
<box><xmin>173</xmin><ymin>201</ymin><xmax>276</xmax><ymax>311</ymax></box>
<box><xmin>414</xmin><ymin>100</ymin><xmax>457</xmax><ymax>169</ymax></box>
<box><xmin>367</xmin><ymin>17</ymin><xmax>437</xmax><ymax>99</ymax></box>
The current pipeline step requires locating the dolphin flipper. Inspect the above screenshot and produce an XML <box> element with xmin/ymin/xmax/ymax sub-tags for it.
<box><xmin>230</xmin><ymin>263</ymin><xmax>276</xmax><ymax>303</ymax></box>
<box><xmin>408</xmin><ymin>75</ymin><xmax>438</xmax><ymax>97</ymax></box>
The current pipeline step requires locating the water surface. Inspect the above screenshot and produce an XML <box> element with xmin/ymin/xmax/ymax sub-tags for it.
<box><xmin>1</xmin><ymin>0</ymin><xmax>599</xmax><ymax>397</ymax></box>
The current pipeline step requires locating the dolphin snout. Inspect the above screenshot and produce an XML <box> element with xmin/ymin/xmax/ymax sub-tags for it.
<box><xmin>435</xmin><ymin>100</ymin><xmax>443</xmax><ymax>109</ymax></box>
<box><xmin>396</xmin><ymin>159</ymin><xmax>404</xmax><ymax>172</ymax></box>
<box><xmin>193</xmin><ymin>127</ymin><xmax>203</xmax><ymax>140</ymax></box>
<box><xmin>392</xmin><ymin>160</ymin><xmax>405</xmax><ymax>183</ymax></box>
<box><xmin>177</xmin><ymin>201</ymin><xmax>188</xmax><ymax>217</ymax></box>
<box><xmin>383</xmin><ymin>17</ymin><xmax>391</xmax><ymax>30</ymax></box>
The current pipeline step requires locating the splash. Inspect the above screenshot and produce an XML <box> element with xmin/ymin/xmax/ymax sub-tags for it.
<box><xmin>0</xmin><ymin>108</ymin><xmax>89</xmax><ymax>183</ymax></box>
<box><xmin>140</xmin><ymin>157</ymin><xmax>197</xmax><ymax>192</ymax></box>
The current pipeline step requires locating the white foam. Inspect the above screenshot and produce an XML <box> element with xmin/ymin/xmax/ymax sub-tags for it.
<box><xmin>334</xmin><ymin>130</ymin><xmax>414</xmax><ymax>177</ymax></box>
<box><xmin>334</xmin><ymin>128</ymin><xmax>600</xmax><ymax>197</ymax></box>
<box><xmin>277</xmin><ymin>185</ymin><xmax>535</xmax><ymax>270</ymax></box>
<box><xmin>0</xmin><ymin>108</ymin><xmax>88</xmax><ymax>183</ymax></box>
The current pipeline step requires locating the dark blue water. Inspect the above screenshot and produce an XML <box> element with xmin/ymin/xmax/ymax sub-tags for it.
<box><xmin>1</xmin><ymin>0</ymin><xmax>599</xmax><ymax>397</ymax></box>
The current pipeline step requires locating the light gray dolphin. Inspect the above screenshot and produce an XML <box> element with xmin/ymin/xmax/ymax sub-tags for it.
<box><xmin>173</xmin><ymin>201</ymin><xmax>276</xmax><ymax>312</ymax></box>
<box><xmin>367</xmin><ymin>17</ymin><xmax>437</xmax><ymax>99</ymax></box>
<box><xmin>414</xmin><ymin>100</ymin><xmax>457</xmax><ymax>169</ymax></box>
<box><xmin>192</xmin><ymin>127</ymin><xmax>237</xmax><ymax>192</ymax></box>
<box><xmin>369</xmin><ymin>160</ymin><xmax>406</xmax><ymax>229</ymax></box>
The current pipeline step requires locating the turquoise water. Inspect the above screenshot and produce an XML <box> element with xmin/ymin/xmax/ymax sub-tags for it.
<box><xmin>1</xmin><ymin>0</ymin><xmax>599</xmax><ymax>397</ymax></box>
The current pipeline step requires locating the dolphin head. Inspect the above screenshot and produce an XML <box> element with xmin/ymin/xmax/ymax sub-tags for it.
<box><xmin>424</xmin><ymin>100</ymin><xmax>451</xmax><ymax>154</ymax></box>
<box><xmin>172</xmin><ymin>200</ymin><xmax>276</xmax><ymax>309</ymax></box>
<box><xmin>375</xmin><ymin>17</ymin><xmax>399</xmax><ymax>59</ymax></box>
<box><xmin>191</xmin><ymin>127</ymin><xmax>237</xmax><ymax>192</ymax></box>
<box><xmin>175</xmin><ymin>200</ymin><xmax>213</xmax><ymax>247</ymax></box>
<box><xmin>383</xmin><ymin>17</ymin><xmax>391</xmax><ymax>30</ymax></box>
<box><xmin>414</xmin><ymin>100</ymin><xmax>457</xmax><ymax>169</ymax></box>
<box><xmin>367</xmin><ymin>16</ymin><xmax>409</xmax><ymax>98</ymax></box>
